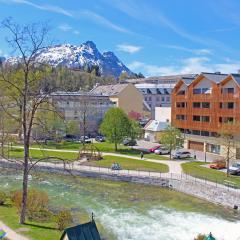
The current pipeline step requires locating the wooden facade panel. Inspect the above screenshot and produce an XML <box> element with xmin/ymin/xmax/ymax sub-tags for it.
<box><xmin>188</xmin><ymin>141</ymin><xmax>204</xmax><ymax>151</ymax></box>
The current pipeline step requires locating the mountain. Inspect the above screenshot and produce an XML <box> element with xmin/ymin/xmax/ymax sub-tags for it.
<box><xmin>6</xmin><ymin>41</ymin><xmax>132</xmax><ymax>78</ymax></box>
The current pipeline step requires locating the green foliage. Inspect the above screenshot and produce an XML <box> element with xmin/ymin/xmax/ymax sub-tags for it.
<box><xmin>11</xmin><ymin>188</ymin><xmax>50</xmax><ymax>221</ymax></box>
<box><xmin>0</xmin><ymin>191</ymin><xmax>6</xmax><ymax>205</ymax></box>
<box><xmin>66</xmin><ymin>121</ymin><xmax>79</xmax><ymax>136</ymax></box>
<box><xmin>161</xmin><ymin>125</ymin><xmax>183</xmax><ymax>159</ymax></box>
<box><xmin>56</xmin><ymin>210</ymin><xmax>73</xmax><ymax>231</ymax></box>
<box><xmin>100</xmin><ymin>108</ymin><xmax>131</xmax><ymax>150</ymax></box>
<box><xmin>129</xmin><ymin>120</ymin><xmax>142</xmax><ymax>140</ymax></box>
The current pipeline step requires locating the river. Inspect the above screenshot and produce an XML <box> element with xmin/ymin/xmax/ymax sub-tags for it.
<box><xmin>0</xmin><ymin>168</ymin><xmax>239</xmax><ymax>240</ymax></box>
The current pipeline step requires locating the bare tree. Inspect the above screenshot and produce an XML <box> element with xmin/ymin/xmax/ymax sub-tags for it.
<box><xmin>0</xmin><ymin>18</ymin><xmax>58</xmax><ymax>224</ymax></box>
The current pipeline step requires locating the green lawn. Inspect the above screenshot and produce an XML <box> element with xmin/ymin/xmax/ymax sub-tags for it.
<box><xmin>182</xmin><ymin>161</ymin><xmax>240</xmax><ymax>188</ymax></box>
<box><xmin>84</xmin><ymin>155</ymin><xmax>169</xmax><ymax>173</ymax></box>
<box><xmin>13</xmin><ymin>141</ymin><xmax>169</xmax><ymax>161</ymax></box>
<box><xmin>8</xmin><ymin>147</ymin><xmax>78</xmax><ymax>161</ymax></box>
<box><xmin>0</xmin><ymin>199</ymin><xmax>60</xmax><ymax>240</ymax></box>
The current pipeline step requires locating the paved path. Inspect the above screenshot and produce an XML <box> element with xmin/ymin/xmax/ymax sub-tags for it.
<box><xmin>0</xmin><ymin>221</ymin><xmax>29</xmax><ymax>240</ymax></box>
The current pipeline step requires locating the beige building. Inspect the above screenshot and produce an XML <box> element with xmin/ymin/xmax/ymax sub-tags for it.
<box><xmin>91</xmin><ymin>83</ymin><xmax>144</xmax><ymax>116</ymax></box>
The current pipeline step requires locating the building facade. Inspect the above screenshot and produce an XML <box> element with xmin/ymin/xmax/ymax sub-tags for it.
<box><xmin>91</xmin><ymin>83</ymin><xmax>144</xmax><ymax>116</ymax></box>
<box><xmin>172</xmin><ymin>72</ymin><xmax>240</xmax><ymax>157</ymax></box>
<box><xmin>129</xmin><ymin>75</ymin><xmax>196</xmax><ymax>118</ymax></box>
<box><xmin>50</xmin><ymin>92</ymin><xmax>115</xmax><ymax>136</ymax></box>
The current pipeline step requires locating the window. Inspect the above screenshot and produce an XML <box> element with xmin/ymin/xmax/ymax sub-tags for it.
<box><xmin>193</xmin><ymin>88</ymin><xmax>211</xmax><ymax>94</ymax></box>
<box><xmin>202</xmin><ymin>102</ymin><xmax>210</xmax><ymax>108</ymax></box>
<box><xmin>219</xmin><ymin>117</ymin><xmax>234</xmax><ymax>123</ymax></box>
<box><xmin>193</xmin><ymin>115</ymin><xmax>200</xmax><ymax>121</ymax></box>
<box><xmin>161</xmin><ymin>97</ymin><xmax>165</xmax><ymax>102</ymax></box>
<box><xmin>221</xmin><ymin>88</ymin><xmax>234</xmax><ymax>94</ymax></box>
<box><xmin>202</xmin><ymin>116</ymin><xmax>210</xmax><ymax>122</ymax></box>
<box><xmin>166</xmin><ymin>97</ymin><xmax>170</xmax><ymax>102</ymax></box>
<box><xmin>193</xmin><ymin>102</ymin><xmax>201</xmax><ymax>108</ymax></box>
<box><xmin>220</xmin><ymin>102</ymin><xmax>234</xmax><ymax>109</ymax></box>
<box><xmin>193</xmin><ymin>88</ymin><xmax>201</xmax><ymax>94</ymax></box>
<box><xmin>176</xmin><ymin>102</ymin><xmax>186</xmax><ymax>108</ymax></box>
<box><xmin>176</xmin><ymin>115</ymin><xmax>187</xmax><ymax>120</ymax></box>
<box><xmin>201</xmin><ymin>131</ymin><xmax>210</xmax><ymax>136</ymax></box>
<box><xmin>177</xmin><ymin>90</ymin><xmax>185</xmax><ymax>95</ymax></box>
<box><xmin>192</xmin><ymin>130</ymin><xmax>200</xmax><ymax>135</ymax></box>
<box><xmin>149</xmin><ymin>96</ymin><xmax>152</xmax><ymax>101</ymax></box>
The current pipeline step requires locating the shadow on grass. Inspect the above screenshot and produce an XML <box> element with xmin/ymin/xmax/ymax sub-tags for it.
<box><xmin>24</xmin><ymin>223</ymin><xmax>57</xmax><ymax>230</ymax></box>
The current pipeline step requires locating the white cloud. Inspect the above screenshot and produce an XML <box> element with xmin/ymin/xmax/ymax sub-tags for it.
<box><xmin>159</xmin><ymin>44</ymin><xmax>212</xmax><ymax>55</ymax></box>
<box><xmin>79</xmin><ymin>10</ymin><xmax>131</xmax><ymax>34</ymax></box>
<box><xmin>0</xmin><ymin>0</ymin><xmax>131</xmax><ymax>34</ymax></box>
<box><xmin>128</xmin><ymin>58</ymin><xmax>240</xmax><ymax>76</ymax></box>
<box><xmin>116</xmin><ymin>44</ymin><xmax>141</xmax><ymax>53</ymax></box>
<box><xmin>58</xmin><ymin>23</ymin><xmax>72</xmax><ymax>32</ymax></box>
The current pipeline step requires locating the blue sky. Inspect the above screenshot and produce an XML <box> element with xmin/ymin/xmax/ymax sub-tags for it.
<box><xmin>0</xmin><ymin>0</ymin><xmax>240</xmax><ymax>76</ymax></box>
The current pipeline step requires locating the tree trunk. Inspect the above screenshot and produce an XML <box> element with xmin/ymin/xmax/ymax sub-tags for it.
<box><xmin>170</xmin><ymin>149</ymin><xmax>172</xmax><ymax>160</ymax></box>
<box><xmin>114</xmin><ymin>141</ymin><xmax>117</xmax><ymax>151</ymax></box>
<box><xmin>20</xmin><ymin>142</ymin><xmax>29</xmax><ymax>224</ymax></box>
<box><xmin>226</xmin><ymin>146</ymin><xmax>230</xmax><ymax>177</ymax></box>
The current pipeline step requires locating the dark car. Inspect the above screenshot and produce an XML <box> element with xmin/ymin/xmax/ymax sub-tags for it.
<box><xmin>95</xmin><ymin>136</ymin><xmax>105</xmax><ymax>142</ymax></box>
<box><xmin>63</xmin><ymin>135</ymin><xmax>78</xmax><ymax>142</ymax></box>
<box><xmin>123</xmin><ymin>138</ymin><xmax>137</xmax><ymax>146</ymax></box>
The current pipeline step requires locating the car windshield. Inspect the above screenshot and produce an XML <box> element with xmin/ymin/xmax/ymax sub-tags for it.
<box><xmin>232</xmin><ymin>163</ymin><xmax>240</xmax><ymax>167</ymax></box>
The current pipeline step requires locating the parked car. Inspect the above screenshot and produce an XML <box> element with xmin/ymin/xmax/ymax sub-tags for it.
<box><xmin>63</xmin><ymin>135</ymin><xmax>78</xmax><ymax>142</ymax></box>
<box><xmin>229</xmin><ymin>163</ymin><xmax>240</xmax><ymax>175</ymax></box>
<box><xmin>173</xmin><ymin>151</ymin><xmax>191</xmax><ymax>159</ymax></box>
<box><xmin>149</xmin><ymin>145</ymin><xmax>161</xmax><ymax>153</ymax></box>
<box><xmin>95</xmin><ymin>135</ymin><xmax>105</xmax><ymax>142</ymax></box>
<box><xmin>210</xmin><ymin>160</ymin><xmax>226</xmax><ymax>170</ymax></box>
<box><xmin>79</xmin><ymin>136</ymin><xmax>91</xmax><ymax>143</ymax></box>
<box><xmin>154</xmin><ymin>147</ymin><xmax>170</xmax><ymax>155</ymax></box>
<box><xmin>123</xmin><ymin>138</ymin><xmax>137</xmax><ymax>146</ymax></box>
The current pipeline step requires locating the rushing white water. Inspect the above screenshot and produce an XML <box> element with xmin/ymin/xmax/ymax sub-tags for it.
<box><xmin>97</xmin><ymin>207</ymin><xmax>240</xmax><ymax>240</ymax></box>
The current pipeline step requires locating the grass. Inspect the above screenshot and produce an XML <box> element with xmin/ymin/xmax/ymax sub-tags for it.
<box><xmin>6</xmin><ymin>148</ymin><xmax>169</xmax><ymax>172</ymax></box>
<box><xmin>0</xmin><ymin>199</ymin><xmax>60</xmax><ymax>240</ymax></box>
<box><xmin>84</xmin><ymin>155</ymin><xmax>169</xmax><ymax>173</ymax></box>
<box><xmin>182</xmin><ymin>161</ymin><xmax>240</xmax><ymax>188</ymax></box>
<box><xmin>13</xmin><ymin>141</ymin><xmax>169</xmax><ymax>161</ymax></box>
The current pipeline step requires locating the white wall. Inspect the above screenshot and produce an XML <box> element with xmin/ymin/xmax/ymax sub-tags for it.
<box><xmin>155</xmin><ymin>107</ymin><xmax>171</xmax><ymax>122</ymax></box>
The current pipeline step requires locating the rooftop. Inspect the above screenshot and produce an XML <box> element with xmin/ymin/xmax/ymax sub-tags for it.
<box><xmin>90</xmin><ymin>83</ymin><xmax>129</xmax><ymax>96</ymax></box>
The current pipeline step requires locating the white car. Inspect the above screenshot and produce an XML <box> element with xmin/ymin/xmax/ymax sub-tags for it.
<box><xmin>154</xmin><ymin>148</ymin><xmax>170</xmax><ymax>155</ymax></box>
<box><xmin>173</xmin><ymin>151</ymin><xmax>191</xmax><ymax>159</ymax></box>
<box><xmin>79</xmin><ymin>136</ymin><xmax>91</xmax><ymax>143</ymax></box>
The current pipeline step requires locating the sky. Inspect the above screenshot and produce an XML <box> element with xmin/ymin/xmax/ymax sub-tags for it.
<box><xmin>0</xmin><ymin>0</ymin><xmax>240</xmax><ymax>76</ymax></box>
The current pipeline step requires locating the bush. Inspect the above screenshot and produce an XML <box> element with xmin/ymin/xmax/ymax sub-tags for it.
<box><xmin>56</xmin><ymin>210</ymin><xmax>73</xmax><ymax>231</ymax></box>
<box><xmin>11</xmin><ymin>188</ymin><xmax>49</xmax><ymax>221</ymax></box>
<box><xmin>0</xmin><ymin>191</ymin><xmax>6</xmax><ymax>205</ymax></box>
<box><xmin>194</xmin><ymin>234</ymin><xmax>206</xmax><ymax>240</ymax></box>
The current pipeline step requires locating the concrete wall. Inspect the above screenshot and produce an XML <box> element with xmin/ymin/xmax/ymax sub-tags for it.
<box><xmin>155</xmin><ymin>107</ymin><xmax>171</xmax><ymax>122</ymax></box>
<box><xmin>114</xmin><ymin>84</ymin><xmax>143</xmax><ymax>115</ymax></box>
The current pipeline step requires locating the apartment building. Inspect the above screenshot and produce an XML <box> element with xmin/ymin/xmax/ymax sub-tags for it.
<box><xmin>91</xmin><ymin>83</ymin><xmax>144</xmax><ymax>116</ymax></box>
<box><xmin>126</xmin><ymin>75</ymin><xmax>196</xmax><ymax>118</ymax></box>
<box><xmin>50</xmin><ymin>91</ymin><xmax>115</xmax><ymax>135</ymax></box>
<box><xmin>172</xmin><ymin>72</ymin><xmax>240</xmax><ymax>157</ymax></box>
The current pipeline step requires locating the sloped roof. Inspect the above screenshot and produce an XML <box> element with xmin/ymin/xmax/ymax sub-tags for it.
<box><xmin>201</xmin><ymin>72</ymin><xmax>228</xmax><ymax>83</ymax></box>
<box><xmin>90</xmin><ymin>84</ymin><xmax>129</xmax><ymax>96</ymax></box>
<box><xmin>144</xmin><ymin>120</ymin><xmax>169</xmax><ymax>132</ymax></box>
<box><xmin>60</xmin><ymin>221</ymin><xmax>101</xmax><ymax>240</ymax></box>
<box><xmin>231</xmin><ymin>74</ymin><xmax>240</xmax><ymax>84</ymax></box>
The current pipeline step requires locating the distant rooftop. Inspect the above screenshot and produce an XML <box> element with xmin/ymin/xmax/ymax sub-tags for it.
<box><xmin>125</xmin><ymin>74</ymin><xmax>197</xmax><ymax>84</ymax></box>
<box><xmin>90</xmin><ymin>83</ymin><xmax>129</xmax><ymax>96</ymax></box>
<box><xmin>50</xmin><ymin>91</ymin><xmax>109</xmax><ymax>97</ymax></box>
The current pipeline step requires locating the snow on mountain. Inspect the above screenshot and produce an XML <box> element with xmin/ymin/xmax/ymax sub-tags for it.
<box><xmin>33</xmin><ymin>41</ymin><xmax>133</xmax><ymax>77</ymax></box>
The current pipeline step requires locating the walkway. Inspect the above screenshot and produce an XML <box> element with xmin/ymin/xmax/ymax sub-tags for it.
<box><xmin>0</xmin><ymin>221</ymin><xmax>29</xmax><ymax>240</ymax></box>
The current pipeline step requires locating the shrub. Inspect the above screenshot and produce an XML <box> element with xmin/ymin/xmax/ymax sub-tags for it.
<box><xmin>0</xmin><ymin>191</ymin><xmax>6</xmax><ymax>205</ymax></box>
<box><xmin>194</xmin><ymin>234</ymin><xmax>206</xmax><ymax>240</ymax></box>
<box><xmin>56</xmin><ymin>210</ymin><xmax>73</xmax><ymax>231</ymax></box>
<box><xmin>11</xmin><ymin>188</ymin><xmax>49</xmax><ymax>221</ymax></box>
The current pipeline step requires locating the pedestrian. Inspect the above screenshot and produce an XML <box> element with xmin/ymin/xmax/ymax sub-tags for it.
<box><xmin>140</xmin><ymin>151</ymin><xmax>144</xmax><ymax>159</ymax></box>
